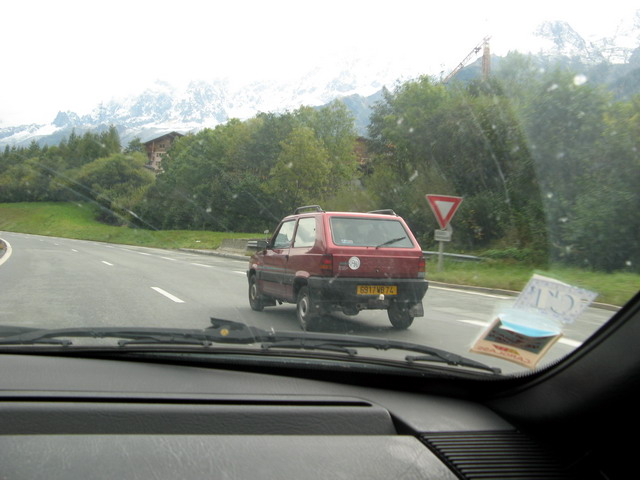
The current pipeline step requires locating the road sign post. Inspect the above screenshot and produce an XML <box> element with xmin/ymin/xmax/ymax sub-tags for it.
<box><xmin>426</xmin><ymin>195</ymin><xmax>463</xmax><ymax>272</ymax></box>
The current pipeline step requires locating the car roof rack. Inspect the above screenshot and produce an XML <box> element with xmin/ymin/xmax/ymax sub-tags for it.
<box><xmin>294</xmin><ymin>205</ymin><xmax>324</xmax><ymax>214</ymax></box>
<box><xmin>367</xmin><ymin>209</ymin><xmax>397</xmax><ymax>216</ymax></box>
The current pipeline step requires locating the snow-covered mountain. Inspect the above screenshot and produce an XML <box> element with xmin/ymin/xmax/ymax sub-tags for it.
<box><xmin>0</xmin><ymin>58</ymin><xmax>406</xmax><ymax>148</ymax></box>
<box><xmin>1</xmin><ymin>18</ymin><xmax>638</xmax><ymax>149</ymax></box>
<box><xmin>532</xmin><ymin>18</ymin><xmax>639</xmax><ymax>64</ymax></box>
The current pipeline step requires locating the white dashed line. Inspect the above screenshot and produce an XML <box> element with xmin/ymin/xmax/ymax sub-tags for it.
<box><xmin>191</xmin><ymin>263</ymin><xmax>213</xmax><ymax>268</ymax></box>
<box><xmin>161</xmin><ymin>257</ymin><xmax>177</xmax><ymax>261</ymax></box>
<box><xmin>101</xmin><ymin>261</ymin><xmax>114</xmax><ymax>266</ymax></box>
<box><xmin>151</xmin><ymin>287</ymin><xmax>185</xmax><ymax>303</ymax></box>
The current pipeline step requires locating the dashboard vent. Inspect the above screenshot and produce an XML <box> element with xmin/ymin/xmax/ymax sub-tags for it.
<box><xmin>419</xmin><ymin>431</ymin><xmax>577</xmax><ymax>479</ymax></box>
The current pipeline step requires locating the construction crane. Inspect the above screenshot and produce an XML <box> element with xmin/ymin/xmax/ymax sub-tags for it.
<box><xmin>442</xmin><ymin>36</ymin><xmax>491</xmax><ymax>84</ymax></box>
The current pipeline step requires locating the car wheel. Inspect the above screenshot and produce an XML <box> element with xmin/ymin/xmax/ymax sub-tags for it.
<box><xmin>387</xmin><ymin>302</ymin><xmax>414</xmax><ymax>329</ymax></box>
<box><xmin>248</xmin><ymin>274</ymin><xmax>264</xmax><ymax>312</ymax></box>
<box><xmin>296</xmin><ymin>286</ymin><xmax>317</xmax><ymax>331</ymax></box>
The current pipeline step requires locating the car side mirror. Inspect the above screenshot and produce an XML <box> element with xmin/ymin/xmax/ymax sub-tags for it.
<box><xmin>257</xmin><ymin>240</ymin><xmax>269</xmax><ymax>250</ymax></box>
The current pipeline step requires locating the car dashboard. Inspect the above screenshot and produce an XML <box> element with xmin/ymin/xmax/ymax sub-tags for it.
<box><xmin>0</xmin><ymin>351</ymin><xmax>588</xmax><ymax>479</ymax></box>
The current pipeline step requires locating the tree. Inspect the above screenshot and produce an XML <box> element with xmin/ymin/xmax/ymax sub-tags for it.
<box><xmin>72</xmin><ymin>152</ymin><xmax>155</xmax><ymax>225</ymax></box>
<box><xmin>124</xmin><ymin>137</ymin><xmax>145</xmax><ymax>154</ymax></box>
<box><xmin>264</xmin><ymin>127</ymin><xmax>331</xmax><ymax>209</ymax></box>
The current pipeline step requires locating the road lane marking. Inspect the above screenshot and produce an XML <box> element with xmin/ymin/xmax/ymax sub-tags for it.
<box><xmin>233</xmin><ymin>271</ymin><xmax>246</xmax><ymax>275</ymax></box>
<box><xmin>102</xmin><ymin>261</ymin><xmax>114</xmax><ymax>266</ymax></box>
<box><xmin>137</xmin><ymin>252</ymin><xmax>152</xmax><ymax>256</ymax></box>
<box><xmin>71</xmin><ymin>249</ymin><xmax>78</xmax><ymax>252</ymax></box>
<box><xmin>460</xmin><ymin>320</ymin><xmax>490</xmax><ymax>328</ymax></box>
<box><xmin>430</xmin><ymin>286</ymin><xmax>512</xmax><ymax>300</ymax></box>
<box><xmin>558</xmin><ymin>338</ymin><xmax>581</xmax><ymax>347</ymax></box>
<box><xmin>0</xmin><ymin>238</ymin><xmax>12</xmax><ymax>267</ymax></box>
<box><xmin>191</xmin><ymin>263</ymin><xmax>213</xmax><ymax>268</ymax></box>
<box><xmin>151</xmin><ymin>287</ymin><xmax>185</xmax><ymax>303</ymax></box>
<box><xmin>161</xmin><ymin>257</ymin><xmax>177</xmax><ymax>261</ymax></box>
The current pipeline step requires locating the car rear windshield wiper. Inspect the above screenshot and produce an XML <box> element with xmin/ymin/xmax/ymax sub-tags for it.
<box><xmin>375</xmin><ymin>236</ymin><xmax>406</xmax><ymax>248</ymax></box>
<box><xmin>0</xmin><ymin>320</ymin><xmax>500</xmax><ymax>374</ymax></box>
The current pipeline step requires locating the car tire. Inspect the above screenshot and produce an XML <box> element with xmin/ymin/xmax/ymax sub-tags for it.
<box><xmin>248</xmin><ymin>274</ymin><xmax>264</xmax><ymax>312</ymax></box>
<box><xmin>387</xmin><ymin>302</ymin><xmax>414</xmax><ymax>329</ymax></box>
<box><xmin>296</xmin><ymin>286</ymin><xmax>318</xmax><ymax>331</ymax></box>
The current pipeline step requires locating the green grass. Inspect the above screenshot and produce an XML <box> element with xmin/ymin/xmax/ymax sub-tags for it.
<box><xmin>1</xmin><ymin>202</ymin><xmax>638</xmax><ymax>306</ymax></box>
<box><xmin>0</xmin><ymin>202</ymin><xmax>258</xmax><ymax>250</ymax></box>
<box><xmin>427</xmin><ymin>258</ymin><xmax>639</xmax><ymax>307</ymax></box>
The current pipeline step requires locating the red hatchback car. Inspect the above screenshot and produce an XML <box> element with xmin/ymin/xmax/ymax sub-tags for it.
<box><xmin>247</xmin><ymin>206</ymin><xmax>428</xmax><ymax>330</ymax></box>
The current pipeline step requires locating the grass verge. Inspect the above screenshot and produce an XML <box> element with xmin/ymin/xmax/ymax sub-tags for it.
<box><xmin>0</xmin><ymin>202</ymin><xmax>257</xmax><ymax>250</ymax></box>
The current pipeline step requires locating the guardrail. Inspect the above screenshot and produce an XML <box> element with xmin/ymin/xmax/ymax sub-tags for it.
<box><xmin>247</xmin><ymin>240</ymin><xmax>481</xmax><ymax>262</ymax></box>
<box><xmin>422</xmin><ymin>251</ymin><xmax>482</xmax><ymax>262</ymax></box>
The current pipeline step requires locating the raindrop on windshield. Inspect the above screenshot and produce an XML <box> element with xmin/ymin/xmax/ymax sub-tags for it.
<box><xmin>574</xmin><ymin>74</ymin><xmax>588</xmax><ymax>86</ymax></box>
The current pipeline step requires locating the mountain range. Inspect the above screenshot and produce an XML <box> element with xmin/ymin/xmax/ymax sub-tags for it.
<box><xmin>1</xmin><ymin>19</ymin><xmax>639</xmax><ymax>149</ymax></box>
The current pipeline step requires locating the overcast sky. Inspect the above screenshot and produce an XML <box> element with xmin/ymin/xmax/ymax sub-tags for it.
<box><xmin>1</xmin><ymin>0</ymin><xmax>637</xmax><ymax>126</ymax></box>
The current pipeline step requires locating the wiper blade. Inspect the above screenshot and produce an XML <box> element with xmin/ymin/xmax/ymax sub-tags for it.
<box><xmin>208</xmin><ymin>318</ymin><xmax>501</xmax><ymax>374</ymax></box>
<box><xmin>405</xmin><ymin>354</ymin><xmax>501</xmax><ymax>374</ymax></box>
<box><xmin>0</xmin><ymin>321</ymin><xmax>500</xmax><ymax>374</ymax></box>
<box><xmin>375</xmin><ymin>236</ymin><xmax>406</xmax><ymax>248</ymax></box>
<box><xmin>261</xmin><ymin>339</ymin><xmax>357</xmax><ymax>356</ymax></box>
<box><xmin>0</xmin><ymin>326</ymin><xmax>217</xmax><ymax>347</ymax></box>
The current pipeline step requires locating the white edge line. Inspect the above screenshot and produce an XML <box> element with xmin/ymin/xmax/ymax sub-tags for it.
<box><xmin>430</xmin><ymin>286</ymin><xmax>511</xmax><ymax>300</ymax></box>
<box><xmin>558</xmin><ymin>338</ymin><xmax>582</xmax><ymax>348</ymax></box>
<box><xmin>151</xmin><ymin>287</ymin><xmax>185</xmax><ymax>303</ymax></box>
<box><xmin>0</xmin><ymin>238</ymin><xmax>12</xmax><ymax>267</ymax></box>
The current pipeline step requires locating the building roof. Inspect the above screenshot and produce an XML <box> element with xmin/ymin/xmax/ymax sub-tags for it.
<box><xmin>143</xmin><ymin>131</ymin><xmax>184</xmax><ymax>145</ymax></box>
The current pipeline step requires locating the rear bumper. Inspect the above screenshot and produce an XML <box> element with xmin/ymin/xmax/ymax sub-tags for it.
<box><xmin>307</xmin><ymin>276</ymin><xmax>428</xmax><ymax>313</ymax></box>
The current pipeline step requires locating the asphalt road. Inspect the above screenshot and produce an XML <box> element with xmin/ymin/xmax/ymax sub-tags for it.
<box><xmin>0</xmin><ymin>232</ymin><xmax>613</xmax><ymax>374</ymax></box>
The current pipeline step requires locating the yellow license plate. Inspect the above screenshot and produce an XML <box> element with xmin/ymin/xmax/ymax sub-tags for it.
<box><xmin>357</xmin><ymin>285</ymin><xmax>397</xmax><ymax>295</ymax></box>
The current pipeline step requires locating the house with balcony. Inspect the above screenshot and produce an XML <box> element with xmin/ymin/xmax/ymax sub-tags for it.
<box><xmin>144</xmin><ymin>132</ymin><xmax>184</xmax><ymax>171</ymax></box>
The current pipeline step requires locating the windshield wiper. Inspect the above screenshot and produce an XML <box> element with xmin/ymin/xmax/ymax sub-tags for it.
<box><xmin>0</xmin><ymin>326</ymin><xmax>217</xmax><ymax>347</ymax></box>
<box><xmin>207</xmin><ymin>318</ymin><xmax>501</xmax><ymax>374</ymax></box>
<box><xmin>0</xmin><ymin>320</ymin><xmax>500</xmax><ymax>374</ymax></box>
<box><xmin>375</xmin><ymin>236</ymin><xmax>406</xmax><ymax>248</ymax></box>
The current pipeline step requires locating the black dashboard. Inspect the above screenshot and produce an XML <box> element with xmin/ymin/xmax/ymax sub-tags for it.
<box><xmin>0</xmin><ymin>349</ymin><xmax>602</xmax><ymax>479</ymax></box>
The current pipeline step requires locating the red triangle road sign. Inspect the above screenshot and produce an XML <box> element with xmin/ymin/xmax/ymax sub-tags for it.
<box><xmin>425</xmin><ymin>194</ymin><xmax>463</xmax><ymax>229</ymax></box>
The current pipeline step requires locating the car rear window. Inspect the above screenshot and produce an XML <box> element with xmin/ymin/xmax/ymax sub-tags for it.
<box><xmin>330</xmin><ymin>217</ymin><xmax>414</xmax><ymax>248</ymax></box>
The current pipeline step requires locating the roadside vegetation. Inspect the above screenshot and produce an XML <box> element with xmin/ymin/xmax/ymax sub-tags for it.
<box><xmin>0</xmin><ymin>202</ymin><xmax>255</xmax><ymax>250</ymax></box>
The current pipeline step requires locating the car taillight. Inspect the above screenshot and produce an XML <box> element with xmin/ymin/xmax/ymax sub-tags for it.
<box><xmin>417</xmin><ymin>257</ymin><xmax>426</xmax><ymax>278</ymax></box>
<box><xmin>320</xmin><ymin>254</ymin><xmax>333</xmax><ymax>275</ymax></box>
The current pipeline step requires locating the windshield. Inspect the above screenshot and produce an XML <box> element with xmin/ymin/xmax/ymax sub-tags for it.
<box><xmin>0</xmin><ymin>0</ymin><xmax>638</xmax><ymax>377</ymax></box>
<box><xmin>330</xmin><ymin>217</ymin><xmax>413</xmax><ymax>248</ymax></box>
